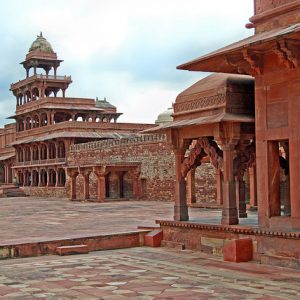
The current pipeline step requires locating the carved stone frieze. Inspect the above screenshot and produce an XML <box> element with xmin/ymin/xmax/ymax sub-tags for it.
<box><xmin>174</xmin><ymin>94</ymin><xmax>226</xmax><ymax>114</ymax></box>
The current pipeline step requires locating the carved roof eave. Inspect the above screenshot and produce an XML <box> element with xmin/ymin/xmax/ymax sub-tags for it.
<box><xmin>142</xmin><ymin>112</ymin><xmax>255</xmax><ymax>134</ymax></box>
<box><xmin>177</xmin><ymin>23</ymin><xmax>300</xmax><ymax>76</ymax></box>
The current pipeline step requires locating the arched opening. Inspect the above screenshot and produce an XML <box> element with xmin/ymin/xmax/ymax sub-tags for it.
<box><xmin>49</xmin><ymin>143</ymin><xmax>56</xmax><ymax>159</ymax></box>
<box><xmin>25</xmin><ymin>90</ymin><xmax>32</xmax><ymax>103</ymax></box>
<box><xmin>31</xmin><ymin>87</ymin><xmax>39</xmax><ymax>101</ymax></box>
<box><xmin>17</xmin><ymin>119</ymin><xmax>24</xmax><ymax>132</ymax></box>
<box><xmin>32</xmin><ymin>145</ymin><xmax>39</xmax><ymax>161</ymax></box>
<box><xmin>32</xmin><ymin>115</ymin><xmax>40</xmax><ymax>128</ymax></box>
<box><xmin>48</xmin><ymin>169</ymin><xmax>56</xmax><ymax>186</ymax></box>
<box><xmin>25</xmin><ymin>117</ymin><xmax>32</xmax><ymax>130</ymax></box>
<box><xmin>18</xmin><ymin>148</ymin><xmax>24</xmax><ymax>162</ymax></box>
<box><xmin>54</xmin><ymin>112</ymin><xmax>72</xmax><ymax>124</ymax></box>
<box><xmin>0</xmin><ymin>164</ymin><xmax>5</xmax><ymax>183</ymax></box>
<box><xmin>123</xmin><ymin>172</ymin><xmax>133</xmax><ymax>198</ymax></box>
<box><xmin>17</xmin><ymin>171</ymin><xmax>24</xmax><ymax>186</ymax></box>
<box><xmin>40</xmin><ymin>169</ymin><xmax>47</xmax><ymax>186</ymax></box>
<box><xmin>40</xmin><ymin>144</ymin><xmax>47</xmax><ymax>160</ymax></box>
<box><xmin>41</xmin><ymin>113</ymin><xmax>48</xmax><ymax>126</ymax></box>
<box><xmin>106</xmin><ymin>172</ymin><xmax>120</xmax><ymax>198</ymax></box>
<box><xmin>57</xmin><ymin>168</ymin><xmax>66</xmax><ymax>186</ymax></box>
<box><xmin>25</xmin><ymin>146</ymin><xmax>31</xmax><ymax>161</ymax></box>
<box><xmin>32</xmin><ymin>170</ymin><xmax>39</xmax><ymax>186</ymax></box>
<box><xmin>57</xmin><ymin>141</ymin><xmax>65</xmax><ymax>158</ymax></box>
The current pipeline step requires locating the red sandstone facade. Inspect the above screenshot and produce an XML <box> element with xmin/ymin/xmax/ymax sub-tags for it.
<box><xmin>0</xmin><ymin>33</ymin><xmax>217</xmax><ymax>203</ymax></box>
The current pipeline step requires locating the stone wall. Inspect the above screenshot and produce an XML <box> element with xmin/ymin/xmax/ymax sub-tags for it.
<box><xmin>22</xmin><ymin>186</ymin><xmax>68</xmax><ymax>198</ymax></box>
<box><xmin>67</xmin><ymin>134</ymin><xmax>217</xmax><ymax>202</ymax></box>
<box><xmin>195</xmin><ymin>163</ymin><xmax>217</xmax><ymax>203</ymax></box>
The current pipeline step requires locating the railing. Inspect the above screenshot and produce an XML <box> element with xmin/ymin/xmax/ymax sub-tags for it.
<box><xmin>15</xmin><ymin>157</ymin><xmax>66</xmax><ymax>167</ymax></box>
<box><xmin>11</xmin><ymin>74</ymin><xmax>72</xmax><ymax>90</ymax></box>
<box><xmin>70</xmin><ymin>134</ymin><xmax>167</xmax><ymax>152</ymax></box>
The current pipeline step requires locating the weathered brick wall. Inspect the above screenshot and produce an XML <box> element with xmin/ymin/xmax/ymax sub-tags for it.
<box><xmin>195</xmin><ymin>162</ymin><xmax>217</xmax><ymax>203</ymax></box>
<box><xmin>67</xmin><ymin>134</ymin><xmax>217</xmax><ymax>203</ymax></box>
<box><xmin>22</xmin><ymin>186</ymin><xmax>68</xmax><ymax>198</ymax></box>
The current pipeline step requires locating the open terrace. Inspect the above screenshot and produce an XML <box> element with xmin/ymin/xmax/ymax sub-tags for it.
<box><xmin>0</xmin><ymin>197</ymin><xmax>258</xmax><ymax>246</ymax></box>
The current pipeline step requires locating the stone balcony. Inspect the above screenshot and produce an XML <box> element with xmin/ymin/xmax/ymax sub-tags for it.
<box><xmin>11</xmin><ymin>74</ymin><xmax>72</xmax><ymax>91</ymax></box>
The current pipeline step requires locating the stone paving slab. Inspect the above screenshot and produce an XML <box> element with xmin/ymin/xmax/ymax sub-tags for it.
<box><xmin>0</xmin><ymin>247</ymin><xmax>299</xmax><ymax>299</ymax></box>
<box><xmin>0</xmin><ymin>197</ymin><xmax>258</xmax><ymax>245</ymax></box>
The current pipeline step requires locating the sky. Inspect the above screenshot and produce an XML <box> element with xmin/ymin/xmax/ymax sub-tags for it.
<box><xmin>0</xmin><ymin>0</ymin><xmax>253</xmax><ymax>126</ymax></box>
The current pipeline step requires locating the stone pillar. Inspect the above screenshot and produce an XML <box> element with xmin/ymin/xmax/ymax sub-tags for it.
<box><xmin>186</xmin><ymin>167</ymin><xmax>196</xmax><ymax>204</ymax></box>
<box><xmin>97</xmin><ymin>175</ymin><xmax>106</xmax><ymax>202</ymax></box>
<box><xmin>174</xmin><ymin>150</ymin><xmax>189</xmax><ymax>221</ymax></box>
<box><xmin>69</xmin><ymin>172</ymin><xmax>79</xmax><ymax>200</ymax></box>
<box><xmin>216</xmin><ymin>169</ymin><xmax>223</xmax><ymax>205</ymax></box>
<box><xmin>221</xmin><ymin>141</ymin><xmax>239</xmax><ymax>225</ymax></box>
<box><xmin>268</xmin><ymin>141</ymin><xmax>281</xmax><ymax>217</ymax></box>
<box><xmin>249</xmin><ymin>166</ymin><xmax>257</xmax><ymax>207</ymax></box>
<box><xmin>236</xmin><ymin>177</ymin><xmax>247</xmax><ymax>218</ymax></box>
<box><xmin>283</xmin><ymin>175</ymin><xmax>291</xmax><ymax>216</ymax></box>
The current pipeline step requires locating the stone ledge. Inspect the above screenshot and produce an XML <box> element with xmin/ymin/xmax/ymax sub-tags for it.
<box><xmin>156</xmin><ymin>220</ymin><xmax>300</xmax><ymax>239</ymax></box>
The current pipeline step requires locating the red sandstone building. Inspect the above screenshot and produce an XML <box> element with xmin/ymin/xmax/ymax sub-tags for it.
<box><xmin>0</xmin><ymin>33</ymin><xmax>159</xmax><ymax>197</ymax></box>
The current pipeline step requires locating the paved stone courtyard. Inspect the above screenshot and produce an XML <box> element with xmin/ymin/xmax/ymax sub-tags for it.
<box><xmin>0</xmin><ymin>197</ymin><xmax>258</xmax><ymax>245</ymax></box>
<box><xmin>1</xmin><ymin>247</ymin><xmax>300</xmax><ymax>299</ymax></box>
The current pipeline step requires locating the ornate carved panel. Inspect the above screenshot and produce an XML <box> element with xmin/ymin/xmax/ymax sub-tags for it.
<box><xmin>174</xmin><ymin>94</ymin><xmax>226</xmax><ymax>114</ymax></box>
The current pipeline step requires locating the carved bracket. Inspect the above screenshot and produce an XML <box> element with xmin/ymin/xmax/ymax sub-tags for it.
<box><xmin>274</xmin><ymin>39</ymin><xmax>298</xmax><ymax>69</ymax></box>
<box><xmin>234</xmin><ymin>141</ymin><xmax>256</xmax><ymax>180</ymax></box>
<box><xmin>181</xmin><ymin>137</ymin><xmax>223</xmax><ymax>178</ymax></box>
<box><xmin>242</xmin><ymin>49</ymin><xmax>263</xmax><ymax>75</ymax></box>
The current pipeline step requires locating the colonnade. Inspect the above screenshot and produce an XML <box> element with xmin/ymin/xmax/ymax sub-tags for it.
<box><xmin>17</xmin><ymin>141</ymin><xmax>66</xmax><ymax>163</ymax></box>
<box><xmin>67</xmin><ymin>165</ymin><xmax>141</xmax><ymax>202</ymax></box>
<box><xmin>18</xmin><ymin>167</ymin><xmax>66</xmax><ymax>187</ymax></box>
<box><xmin>17</xmin><ymin>112</ymin><xmax>118</xmax><ymax>132</ymax></box>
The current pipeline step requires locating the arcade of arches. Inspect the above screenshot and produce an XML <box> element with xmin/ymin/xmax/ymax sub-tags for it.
<box><xmin>67</xmin><ymin>165</ymin><xmax>141</xmax><ymax>202</ymax></box>
<box><xmin>16</xmin><ymin>111</ymin><xmax>118</xmax><ymax>132</ymax></box>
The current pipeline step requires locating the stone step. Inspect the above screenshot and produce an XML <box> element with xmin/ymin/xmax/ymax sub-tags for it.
<box><xmin>56</xmin><ymin>245</ymin><xmax>89</xmax><ymax>256</ymax></box>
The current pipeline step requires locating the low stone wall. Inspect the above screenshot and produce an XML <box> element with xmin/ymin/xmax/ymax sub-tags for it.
<box><xmin>158</xmin><ymin>220</ymin><xmax>300</xmax><ymax>269</ymax></box>
<box><xmin>22</xmin><ymin>186</ymin><xmax>68</xmax><ymax>198</ymax></box>
<box><xmin>68</xmin><ymin>134</ymin><xmax>216</xmax><ymax>202</ymax></box>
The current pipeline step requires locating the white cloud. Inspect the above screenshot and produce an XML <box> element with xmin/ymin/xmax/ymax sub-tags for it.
<box><xmin>0</xmin><ymin>0</ymin><xmax>254</xmax><ymax>127</ymax></box>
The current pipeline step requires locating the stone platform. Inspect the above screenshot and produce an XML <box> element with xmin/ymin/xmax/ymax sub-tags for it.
<box><xmin>1</xmin><ymin>247</ymin><xmax>300</xmax><ymax>299</ymax></box>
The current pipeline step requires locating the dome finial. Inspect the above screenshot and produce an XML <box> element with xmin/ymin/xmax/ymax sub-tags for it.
<box><xmin>38</xmin><ymin>32</ymin><xmax>43</xmax><ymax>38</ymax></box>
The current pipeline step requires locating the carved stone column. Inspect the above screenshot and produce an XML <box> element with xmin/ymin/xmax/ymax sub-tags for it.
<box><xmin>216</xmin><ymin>169</ymin><xmax>223</xmax><ymax>205</ymax></box>
<box><xmin>220</xmin><ymin>141</ymin><xmax>239</xmax><ymax>225</ymax></box>
<box><xmin>235</xmin><ymin>177</ymin><xmax>247</xmax><ymax>218</ymax></box>
<box><xmin>131</xmin><ymin>169</ymin><xmax>141</xmax><ymax>199</ymax></box>
<box><xmin>186</xmin><ymin>167</ymin><xmax>196</xmax><ymax>204</ymax></box>
<box><xmin>174</xmin><ymin>150</ymin><xmax>189</xmax><ymax>221</ymax></box>
<box><xmin>94</xmin><ymin>166</ymin><xmax>107</xmax><ymax>202</ymax></box>
<box><xmin>249</xmin><ymin>166</ymin><xmax>257</xmax><ymax>207</ymax></box>
<box><xmin>80</xmin><ymin>168</ymin><xmax>92</xmax><ymax>200</ymax></box>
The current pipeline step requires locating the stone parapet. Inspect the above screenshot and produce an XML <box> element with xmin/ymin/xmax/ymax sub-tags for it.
<box><xmin>70</xmin><ymin>134</ymin><xmax>167</xmax><ymax>152</ymax></box>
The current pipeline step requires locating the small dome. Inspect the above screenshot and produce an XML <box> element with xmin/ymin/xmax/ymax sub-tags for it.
<box><xmin>29</xmin><ymin>32</ymin><xmax>54</xmax><ymax>53</ymax></box>
<box><xmin>155</xmin><ymin>107</ymin><xmax>173</xmax><ymax>124</ymax></box>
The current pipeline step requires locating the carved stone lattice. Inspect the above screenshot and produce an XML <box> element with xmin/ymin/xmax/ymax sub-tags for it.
<box><xmin>234</xmin><ymin>142</ymin><xmax>256</xmax><ymax>180</ymax></box>
<box><xmin>181</xmin><ymin>137</ymin><xmax>223</xmax><ymax>178</ymax></box>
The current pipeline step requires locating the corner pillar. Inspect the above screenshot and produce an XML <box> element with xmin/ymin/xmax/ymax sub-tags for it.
<box><xmin>220</xmin><ymin>141</ymin><xmax>239</xmax><ymax>225</ymax></box>
<box><xmin>174</xmin><ymin>150</ymin><xmax>189</xmax><ymax>221</ymax></box>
